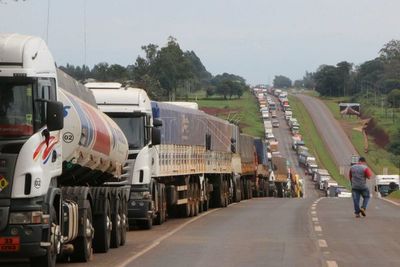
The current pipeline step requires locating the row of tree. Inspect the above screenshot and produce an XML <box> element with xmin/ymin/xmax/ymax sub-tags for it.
<box><xmin>60</xmin><ymin>37</ymin><xmax>249</xmax><ymax>101</ymax></box>
<box><xmin>294</xmin><ymin>40</ymin><xmax>400</xmax><ymax>101</ymax></box>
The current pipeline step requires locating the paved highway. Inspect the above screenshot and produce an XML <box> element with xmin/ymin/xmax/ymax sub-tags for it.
<box><xmin>271</xmin><ymin>96</ymin><xmax>321</xmax><ymax>199</ymax></box>
<box><xmin>294</xmin><ymin>94</ymin><xmax>358</xmax><ymax>178</ymax></box>
<box><xmin>6</xmin><ymin>93</ymin><xmax>400</xmax><ymax>267</ymax></box>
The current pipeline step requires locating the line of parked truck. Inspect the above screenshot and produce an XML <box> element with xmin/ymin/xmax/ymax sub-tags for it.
<box><xmin>254</xmin><ymin>86</ymin><xmax>303</xmax><ymax>198</ymax></box>
<box><xmin>0</xmin><ymin>34</ymin><xmax>279</xmax><ymax>267</ymax></box>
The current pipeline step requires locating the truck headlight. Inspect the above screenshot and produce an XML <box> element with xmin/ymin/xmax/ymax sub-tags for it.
<box><xmin>9</xmin><ymin>211</ymin><xmax>43</xmax><ymax>224</ymax></box>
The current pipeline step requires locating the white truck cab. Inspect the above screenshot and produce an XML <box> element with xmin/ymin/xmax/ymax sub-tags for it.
<box><xmin>375</xmin><ymin>175</ymin><xmax>399</xmax><ymax>197</ymax></box>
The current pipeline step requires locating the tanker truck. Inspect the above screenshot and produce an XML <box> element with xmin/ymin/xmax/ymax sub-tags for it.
<box><xmin>0</xmin><ymin>33</ymin><xmax>129</xmax><ymax>267</ymax></box>
<box><xmin>87</xmin><ymin>83</ymin><xmax>239</xmax><ymax>228</ymax></box>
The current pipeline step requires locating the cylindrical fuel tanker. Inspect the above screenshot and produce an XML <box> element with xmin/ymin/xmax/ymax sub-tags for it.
<box><xmin>0</xmin><ymin>33</ymin><xmax>129</xmax><ymax>266</ymax></box>
<box><xmin>59</xmin><ymin>88</ymin><xmax>128</xmax><ymax>180</ymax></box>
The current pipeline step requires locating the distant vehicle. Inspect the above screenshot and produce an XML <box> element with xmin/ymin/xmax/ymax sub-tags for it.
<box><xmin>265</xmin><ymin>132</ymin><xmax>275</xmax><ymax>141</ymax></box>
<box><xmin>305</xmin><ymin>159</ymin><xmax>318</xmax><ymax>176</ymax></box>
<box><xmin>375</xmin><ymin>175</ymin><xmax>400</xmax><ymax>197</ymax></box>
<box><xmin>285</xmin><ymin>110</ymin><xmax>292</xmax><ymax>120</ymax></box>
<box><xmin>328</xmin><ymin>186</ymin><xmax>351</xmax><ymax>198</ymax></box>
<box><xmin>323</xmin><ymin>179</ymin><xmax>338</xmax><ymax>195</ymax></box>
<box><xmin>268</xmin><ymin>102</ymin><xmax>277</xmax><ymax>111</ymax></box>
<box><xmin>350</xmin><ymin>155</ymin><xmax>359</xmax><ymax>165</ymax></box>
<box><xmin>271</xmin><ymin>110</ymin><xmax>277</xmax><ymax>118</ymax></box>
<box><xmin>313</xmin><ymin>169</ymin><xmax>330</xmax><ymax>186</ymax></box>
<box><xmin>272</xmin><ymin>119</ymin><xmax>280</xmax><ymax>128</ymax></box>
<box><xmin>291</xmin><ymin>125</ymin><xmax>300</xmax><ymax>135</ymax></box>
<box><xmin>337</xmin><ymin>187</ymin><xmax>352</xmax><ymax>198</ymax></box>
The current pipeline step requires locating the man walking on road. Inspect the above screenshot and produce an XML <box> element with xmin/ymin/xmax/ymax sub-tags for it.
<box><xmin>349</xmin><ymin>157</ymin><xmax>372</xmax><ymax>218</ymax></box>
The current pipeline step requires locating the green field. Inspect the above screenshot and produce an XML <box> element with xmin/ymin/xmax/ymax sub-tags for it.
<box><xmin>195</xmin><ymin>90</ymin><xmax>264</xmax><ymax>137</ymax></box>
<box><xmin>289</xmin><ymin>95</ymin><xmax>351</xmax><ymax>188</ymax></box>
<box><xmin>388</xmin><ymin>190</ymin><xmax>400</xmax><ymax>200</ymax></box>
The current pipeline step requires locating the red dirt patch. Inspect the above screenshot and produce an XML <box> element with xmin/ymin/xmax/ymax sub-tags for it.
<box><xmin>364</xmin><ymin>118</ymin><xmax>390</xmax><ymax>148</ymax></box>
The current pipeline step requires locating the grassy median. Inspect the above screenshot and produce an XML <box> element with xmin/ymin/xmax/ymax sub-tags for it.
<box><xmin>289</xmin><ymin>95</ymin><xmax>350</xmax><ymax>188</ymax></box>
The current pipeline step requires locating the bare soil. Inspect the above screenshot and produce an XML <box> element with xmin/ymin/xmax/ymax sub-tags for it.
<box><xmin>338</xmin><ymin>116</ymin><xmax>389</xmax><ymax>149</ymax></box>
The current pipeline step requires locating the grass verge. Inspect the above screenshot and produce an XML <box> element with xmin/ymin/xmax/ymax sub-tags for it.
<box><xmin>388</xmin><ymin>190</ymin><xmax>400</xmax><ymax>200</ymax></box>
<box><xmin>289</xmin><ymin>95</ymin><xmax>350</xmax><ymax>188</ymax></box>
<box><xmin>196</xmin><ymin>90</ymin><xmax>264</xmax><ymax>137</ymax></box>
<box><xmin>320</xmin><ymin>97</ymin><xmax>399</xmax><ymax>175</ymax></box>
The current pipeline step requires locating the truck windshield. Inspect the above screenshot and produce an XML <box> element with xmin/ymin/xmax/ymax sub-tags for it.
<box><xmin>0</xmin><ymin>77</ymin><xmax>34</xmax><ymax>138</ymax></box>
<box><xmin>109</xmin><ymin>114</ymin><xmax>146</xmax><ymax>149</ymax></box>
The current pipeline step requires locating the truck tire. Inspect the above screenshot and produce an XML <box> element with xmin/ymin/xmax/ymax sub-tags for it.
<box><xmin>203</xmin><ymin>179</ymin><xmax>209</xmax><ymax>211</ymax></box>
<box><xmin>120</xmin><ymin>198</ymin><xmax>128</xmax><ymax>246</ymax></box>
<box><xmin>110</xmin><ymin>197</ymin><xmax>121</xmax><ymax>248</ymax></box>
<box><xmin>193</xmin><ymin>182</ymin><xmax>199</xmax><ymax>216</ymax></box>
<box><xmin>93</xmin><ymin>197</ymin><xmax>111</xmax><ymax>253</ymax></box>
<box><xmin>30</xmin><ymin>207</ymin><xmax>58</xmax><ymax>267</ymax></box>
<box><xmin>139</xmin><ymin>217</ymin><xmax>153</xmax><ymax>229</ymax></box>
<box><xmin>70</xmin><ymin>200</ymin><xmax>93</xmax><ymax>262</ymax></box>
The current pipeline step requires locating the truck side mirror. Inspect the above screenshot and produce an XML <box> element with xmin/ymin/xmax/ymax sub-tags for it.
<box><xmin>47</xmin><ymin>101</ymin><xmax>64</xmax><ymax>131</ymax></box>
<box><xmin>152</xmin><ymin>127</ymin><xmax>161</xmax><ymax>145</ymax></box>
<box><xmin>153</xmin><ymin>118</ymin><xmax>162</xmax><ymax>127</ymax></box>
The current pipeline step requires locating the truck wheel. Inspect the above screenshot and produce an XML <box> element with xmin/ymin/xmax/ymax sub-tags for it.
<box><xmin>140</xmin><ymin>217</ymin><xmax>153</xmax><ymax>230</ymax></box>
<box><xmin>193</xmin><ymin>183</ymin><xmax>199</xmax><ymax>216</ymax></box>
<box><xmin>203</xmin><ymin>180</ymin><xmax>209</xmax><ymax>211</ymax></box>
<box><xmin>120</xmin><ymin>198</ymin><xmax>128</xmax><ymax>246</ymax></box>
<box><xmin>31</xmin><ymin>207</ymin><xmax>58</xmax><ymax>267</ymax></box>
<box><xmin>93</xmin><ymin>197</ymin><xmax>111</xmax><ymax>253</ymax></box>
<box><xmin>70</xmin><ymin>200</ymin><xmax>93</xmax><ymax>262</ymax></box>
<box><xmin>110</xmin><ymin>197</ymin><xmax>121</xmax><ymax>248</ymax></box>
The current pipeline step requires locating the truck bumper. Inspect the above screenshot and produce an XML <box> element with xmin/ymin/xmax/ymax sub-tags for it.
<box><xmin>0</xmin><ymin>223</ymin><xmax>48</xmax><ymax>258</ymax></box>
<box><xmin>127</xmin><ymin>199</ymin><xmax>151</xmax><ymax>224</ymax></box>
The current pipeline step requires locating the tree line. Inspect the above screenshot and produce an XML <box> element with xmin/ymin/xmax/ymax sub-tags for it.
<box><xmin>293</xmin><ymin>40</ymin><xmax>400</xmax><ymax>101</ymax></box>
<box><xmin>59</xmin><ymin>37</ymin><xmax>248</xmax><ymax>101</ymax></box>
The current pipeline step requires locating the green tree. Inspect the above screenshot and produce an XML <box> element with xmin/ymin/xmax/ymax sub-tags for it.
<box><xmin>212</xmin><ymin>73</ymin><xmax>247</xmax><ymax>99</ymax></box>
<box><xmin>302</xmin><ymin>71</ymin><xmax>315</xmax><ymax>89</ymax></box>
<box><xmin>273</xmin><ymin>75</ymin><xmax>292</xmax><ymax>88</ymax></box>
<box><xmin>153</xmin><ymin>37</ymin><xmax>194</xmax><ymax>100</ymax></box>
<box><xmin>387</xmin><ymin>89</ymin><xmax>400</xmax><ymax>107</ymax></box>
<box><xmin>314</xmin><ymin>65</ymin><xmax>341</xmax><ymax>96</ymax></box>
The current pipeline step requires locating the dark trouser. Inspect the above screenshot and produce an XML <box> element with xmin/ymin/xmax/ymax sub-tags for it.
<box><xmin>352</xmin><ymin>188</ymin><xmax>370</xmax><ymax>214</ymax></box>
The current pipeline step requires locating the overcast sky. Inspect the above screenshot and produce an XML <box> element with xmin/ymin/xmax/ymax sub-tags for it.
<box><xmin>1</xmin><ymin>0</ymin><xmax>399</xmax><ymax>84</ymax></box>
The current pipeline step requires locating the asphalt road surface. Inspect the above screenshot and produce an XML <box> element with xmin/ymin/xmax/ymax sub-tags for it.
<box><xmin>271</xmin><ymin>95</ymin><xmax>322</xmax><ymax>199</ymax></box>
<box><xmin>294</xmin><ymin>94</ymin><xmax>358</xmax><ymax>179</ymax></box>
<box><xmin>4</xmin><ymin>93</ymin><xmax>399</xmax><ymax>267</ymax></box>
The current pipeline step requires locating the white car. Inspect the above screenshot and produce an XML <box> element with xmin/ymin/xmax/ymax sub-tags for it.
<box><xmin>337</xmin><ymin>188</ymin><xmax>352</xmax><ymax>198</ymax></box>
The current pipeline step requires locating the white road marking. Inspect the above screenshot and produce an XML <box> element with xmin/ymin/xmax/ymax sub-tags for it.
<box><xmin>380</xmin><ymin>197</ymin><xmax>400</xmax><ymax>207</ymax></box>
<box><xmin>327</xmin><ymin>260</ymin><xmax>338</xmax><ymax>267</ymax></box>
<box><xmin>315</xmin><ymin>225</ymin><xmax>322</xmax><ymax>232</ymax></box>
<box><xmin>311</xmin><ymin>206</ymin><xmax>316</xmax><ymax>210</ymax></box>
<box><xmin>312</xmin><ymin>217</ymin><xmax>318</xmax><ymax>222</ymax></box>
<box><xmin>118</xmin><ymin>208</ymin><xmax>220</xmax><ymax>267</ymax></box>
<box><xmin>318</xmin><ymin>239</ymin><xmax>328</xmax><ymax>248</ymax></box>
<box><xmin>311</xmin><ymin>211</ymin><xmax>317</xmax><ymax>215</ymax></box>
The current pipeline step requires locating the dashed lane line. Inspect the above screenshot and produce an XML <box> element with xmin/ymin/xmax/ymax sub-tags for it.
<box><xmin>318</xmin><ymin>239</ymin><xmax>328</xmax><ymax>248</ymax></box>
<box><xmin>327</xmin><ymin>260</ymin><xmax>338</xmax><ymax>267</ymax></box>
<box><xmin>314</xmin><ymin>225</ymin><xmax>322</xmax><ymax>232</ymax></box>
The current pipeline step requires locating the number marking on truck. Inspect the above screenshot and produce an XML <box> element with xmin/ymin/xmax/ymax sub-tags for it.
<box><xmin>0</xmin><ymin>236</ymin><xmax>20</xmax><ymax>252</ymax></box>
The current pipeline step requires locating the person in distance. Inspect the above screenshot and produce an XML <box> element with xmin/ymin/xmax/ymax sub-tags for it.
<box><xmin>349</xmin><ymin>156</ymin><xmax>372</xmax><ymax>218</ymax></box>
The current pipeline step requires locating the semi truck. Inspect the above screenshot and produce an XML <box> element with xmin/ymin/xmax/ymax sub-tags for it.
<box><xmin>0</xmin><ymin>34</ymin><xmax>130</xmax><ymax>267</ymax></box>
<box><xmin>87</xmin><ymin>84</ymin><xmax>252</xmax><ymax>228</ymax></box>
<box><xmin>375</xmin><ymin>175</ymin><xmax>400</xmax><ymax>197</ymax></box>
